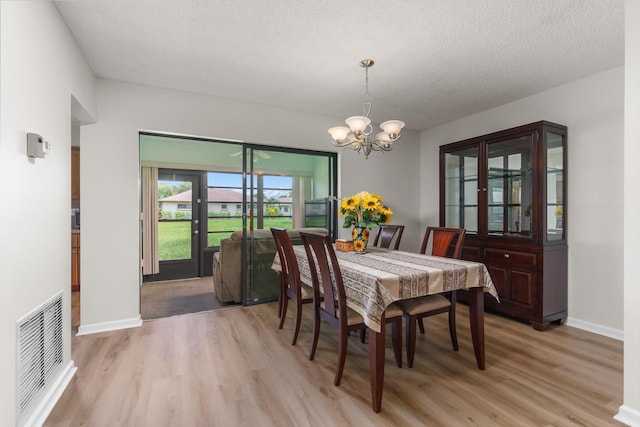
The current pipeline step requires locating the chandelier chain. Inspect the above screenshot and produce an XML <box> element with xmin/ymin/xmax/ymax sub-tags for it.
<box><xmin>364</xmin><ymin>65</ymin><xmax>370</xmax><ymax>100</ymax></box>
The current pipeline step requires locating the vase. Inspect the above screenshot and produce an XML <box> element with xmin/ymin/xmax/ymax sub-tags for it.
<box><xmin>352</xmin><ymin>226</ymin><xmax>370</xmax><ymax>253</ymax></box>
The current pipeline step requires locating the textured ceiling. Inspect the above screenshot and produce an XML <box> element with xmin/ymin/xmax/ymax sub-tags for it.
<box><xmin>53</xmin><ymin>0</ymin><xmax>624</xmax><ymax>131</ymax></box>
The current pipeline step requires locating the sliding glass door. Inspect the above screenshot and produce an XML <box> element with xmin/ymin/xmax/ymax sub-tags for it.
<box><xmin>243</xmin><ymin>145</ymin><xmax>337</xmax><ymax>305</ymax></box>
<box><xmin>140</xmin><ymin>133</ymin><xmax>337</xmax><ymax>305</ymax></box>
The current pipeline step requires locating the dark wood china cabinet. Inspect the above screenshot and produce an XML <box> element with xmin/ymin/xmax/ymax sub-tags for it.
<box><xmin>440</xmin><ymin>121</ymin><xmax>567</xmax><ymax>330</ymax></box>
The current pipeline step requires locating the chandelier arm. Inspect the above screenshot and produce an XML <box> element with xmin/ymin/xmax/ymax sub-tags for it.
<box><xmin>374</xmin><ymin>134</ymin><xmax>402</xmax><ymax>144</ymax></box>
<box><xmin>362</xmin><ymin>101</ymin><xmax>372</xmax><ymax>117</ymax></box>
<box><xmin>329</xmin><ymin>138</ymin><xmax>360</xmax><ymax>149</ymax></box>
<box><xmin>370</xmin><ymin>142</ymin><xmax>393</xmax><ymax>152</ymax></box>
<box><xmin>360</xmin><ymin>101</ymin><xmax>373</xmax><ymax>136</ymax></box>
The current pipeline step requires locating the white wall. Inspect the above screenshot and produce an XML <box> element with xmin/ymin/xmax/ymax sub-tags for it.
<box><xmin>78</xmin><ymin>78</ymin><xmax>421</xmax><ymax>331</ymax></box>
<box><xmin>419</xmin><ymin>67</ymin><xmax>624</xmax><ymax>337</ymax></box>
<box><xmin>617</xmin><ymin>1</ymin><xmax>640</xmax><ymax>425</ymax></box>
<box><xmin>0</xmin><ymin>2</ymin><xmax>96</xmax><ymax>425</ymax></box>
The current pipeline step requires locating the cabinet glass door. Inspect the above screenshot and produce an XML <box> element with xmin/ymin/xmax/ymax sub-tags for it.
<box><xmin>443</xmin><ymin>147</ymin><xmax>478</xmax><ymax>233</ymax></box>
<box><xmin>486</xmin><ymin>136</ymin><xmax>533</xmax><ymax>237</ymax></box>
<box><xmin>546</xmin><ymin>132</ymin><xmax>565</xmax><ymax>241</ymax></box>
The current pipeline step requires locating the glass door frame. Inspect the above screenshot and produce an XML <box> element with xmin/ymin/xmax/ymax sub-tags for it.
<box><xmin>241</xmin><ymin>143</ymin><xmax>338</xmax><ymax>305</ymax></box>
<box><xmin>148</xmin><ymin>168</ymin><xmax>204</xmax><ymax>281</ymax></box>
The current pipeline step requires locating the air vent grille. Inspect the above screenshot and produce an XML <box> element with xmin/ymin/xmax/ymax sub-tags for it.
<box><xmin>16</xmin><ymin>292</ymin><xmax>63</xmax><ymax>421</ymax></box>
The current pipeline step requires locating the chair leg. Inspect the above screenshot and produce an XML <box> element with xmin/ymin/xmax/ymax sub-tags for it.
<box><xmin>391</xmin><ymin>319</ymin><xmax>402</xmax><ymax>368</ymax></box>
<box><xmin>291</xmin><ymin>299</ymin><xmax>302</xmax><ymax>345</ymax></box>
<box><xmin>334</xmin><ymin>326</ymin><xmax>349</xmax><ymax>386</ymax></box>
<box><xmin>417</xmin><ymin>317</ymin><xmax>425</xmax><ymax>334</ymax></box>
<box><xmin>308</xmin><ymin>306</ymin><xmax>321</xmax><ymax>361</ymax></box>
<box><xmin>278</xmin><ymin>295</ymin><xmax>289</xmax><ymax>330</ymax></box>
<box><xmin>405</xmin><ymin>314</ymin><xmax>417</xmax><ymax>368</ymax></box>
<box><xmin>449</xmin><ymin>306</ymin><xmax>459</xmax><ymax>351</ymax></box>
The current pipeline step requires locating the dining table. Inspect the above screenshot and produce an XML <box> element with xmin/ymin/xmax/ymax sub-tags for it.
<box><xmin>272</xmin><ymin>244</ymin><xmax>499</xmax><ymax>413</ymax></box>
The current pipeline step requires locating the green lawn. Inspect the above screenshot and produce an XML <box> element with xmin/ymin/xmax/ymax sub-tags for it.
<box><xmin>158</xmin><ymin>217</ymin><xmax>293</xmax><ymax>260</ymax></box>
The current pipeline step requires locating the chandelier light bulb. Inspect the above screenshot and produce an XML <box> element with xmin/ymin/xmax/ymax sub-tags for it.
<box><xmin>375</xmin><ymin>132</ymin><xmax>392</xmax><ymax>144</ymax></box>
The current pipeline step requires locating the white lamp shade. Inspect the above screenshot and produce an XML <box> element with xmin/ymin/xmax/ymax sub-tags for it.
<box><xmin>375</xmin><ymin>132</ymin><xmax>392</xmax><ymax>143</ymax></box>
<box><xmin>380</xmin><ymin>120</ymin><xmax>405</xmax><ymax>137</ymax></box>
<box><xmin>345</xmin><ymin>116</ymin><xmax>371</xmax><ymax>133</ymax></box>
<box><xmin>328</xmin><ymin>126</ymin><xmax>351</xmax><ymax>142</ymax></box>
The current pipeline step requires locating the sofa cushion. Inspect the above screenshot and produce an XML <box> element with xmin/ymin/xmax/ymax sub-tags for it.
<box><xmin>212</xmin><ymin>227</ymin><xmax>329</xmax><ymax>303</ymax></box>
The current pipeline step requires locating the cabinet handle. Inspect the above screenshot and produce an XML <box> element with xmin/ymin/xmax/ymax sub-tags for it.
<box><xmin>503</xmin><ymin>253</ymin><xmax>510</xmax><ymax>259</ymax></box>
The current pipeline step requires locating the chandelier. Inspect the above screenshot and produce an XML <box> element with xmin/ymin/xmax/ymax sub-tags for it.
<box><xmin>328</xmin><ymin>59</ymin><xmax>405</xmax><ymax>159</ymax></box>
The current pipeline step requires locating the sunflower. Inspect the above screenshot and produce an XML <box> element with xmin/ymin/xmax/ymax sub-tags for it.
<box><xmin>381</xmin><ymin>205</ymin><xmax>393</xmax><ymax>222</ymax></box>
<box><xmin>341</xmin><ymin>195</ymin><xmax>360</xmax><ymax>212</ymax></box>
<box><xmin>369</xmin><ymin>192</ymin><xmax>383</xmax><ymax>203</ymax></box>
<box><xmin>362</xmin><ymin>228</ymin><xmax>370</xmax><ymax>239</ymax></box>
<box><xmin>353</xmin><ymin>240</ymin><xmax>365</xmax><ymax>252</ymax></box>
<box><xmin>362</xmin><ymin>194</ymin><xmax>381</xmax><ymax>211</ymax></box>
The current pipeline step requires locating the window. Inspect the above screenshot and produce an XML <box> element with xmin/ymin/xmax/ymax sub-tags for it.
<box><xmin>177</xmin><ymin>203</ymin><xmax>191</xmax><ymax>210</ymax></box>
<box><xmin>262</xmin><ymin>175</ymin><xmax>293</xmax><ymax>230</ymax></box>
<box><xmin>207</xmin><ymin>172</ymin><xmax>244</xmax><ymax>247</ymax></box>
<box><xmin>206</xmin><ymin>172</ymin><xmax>294</xmax><ymax>246</ymax></box>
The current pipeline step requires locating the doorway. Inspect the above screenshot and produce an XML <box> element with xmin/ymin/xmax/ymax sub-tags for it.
<box><xmin>145</xmin><ymin>169</ymin><xmax>204</xmax><ymax>282</ymax></box>
<box><xmin>139</xmin><ymin>133</ymin><xmax>337</xmax><ymax>308</ymax></box>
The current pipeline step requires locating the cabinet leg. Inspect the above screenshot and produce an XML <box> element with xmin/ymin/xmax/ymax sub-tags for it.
<box><xmin>529</xmin><ymin>321</ymin><xmax>548</xmax><ymax>331</ymax></box>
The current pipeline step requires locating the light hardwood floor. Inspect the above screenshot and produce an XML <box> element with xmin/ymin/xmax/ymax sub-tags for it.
<box><xmin>47</xmin><ymin>297</ymin><xmax>623</xmax><ymax>426</ymax></box>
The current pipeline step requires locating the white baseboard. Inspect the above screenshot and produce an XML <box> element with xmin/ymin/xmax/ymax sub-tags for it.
<box><xmin>565</xmin><ymin>316</ymin><xmax>623</xmax><ymax>341</ymax></box>
<box><xmin>23</xmin><ymin>360</ymin><xmax>77</xmax><ymax>427</ymax></box>
<box><xmin>615</xmin><ymin>405</ymin><xmax>640</xmax><ymax>426</ymax></box>
<box><xmin>76</xmin><ymin>316</ymin><xmax>142</xmax><ymax>336</ymax></box>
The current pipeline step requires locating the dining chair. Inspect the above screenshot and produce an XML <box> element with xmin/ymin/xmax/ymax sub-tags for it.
<box><xmin>271</xmin><ymin>228</ymin><xmax>313</xmax><ymax>346</ymax></box>
<box><xmin>395</xmin><ymin>226</ymin><xmax>466</xmax><ymax>368</ymax></box>
<box><xmin>299</xmin><ymin>231</ymin><xmax>403</xmax><ymax>386</ymax></box>
<box><xmin>371</xmin><ymin>224</ymin><xmax>405</xmax><ymax>250</ymax></box>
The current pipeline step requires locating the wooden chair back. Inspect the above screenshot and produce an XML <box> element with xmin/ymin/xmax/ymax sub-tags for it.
<box><xmin>420</xmin><ymin>227</ymin><xmax>466</xmax><ymax>259</ymax></box>
<box><xmin>299</xmin><ymin>232</ymin><xmax>346</xmax><ymax>321</ymax></box>
<box><xmin>372</xmin><ymin>224</ymin><xmax>405</xmax><ymax>250</ymax></box>
<box><xmin>271</xmin><ymin>228</ymin><xmax>302</xmax><ymax>297</ymax></box>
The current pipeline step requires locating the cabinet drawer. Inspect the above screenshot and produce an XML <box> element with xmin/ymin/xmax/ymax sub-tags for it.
<box><xmin>461</xmin><ymin>245</ymin><xmax>483</xmax><ymax>261</ymax></box>
<box><xmin>485</xmin><ymin>248</ymin><xmax>536</xmax><ymax>266</ymax></box>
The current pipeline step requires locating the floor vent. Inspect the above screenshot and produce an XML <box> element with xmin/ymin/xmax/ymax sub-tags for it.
<box><xmin>16</xmin><ymin>291</ymin><xmax>63</xmax><ymax>422</ymax></box>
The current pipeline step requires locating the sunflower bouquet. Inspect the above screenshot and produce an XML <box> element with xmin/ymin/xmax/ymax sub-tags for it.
<box><xmin>339</xmin><ymin>191</ymin><xmax>393</xmax><ymax>229</ymax></box>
